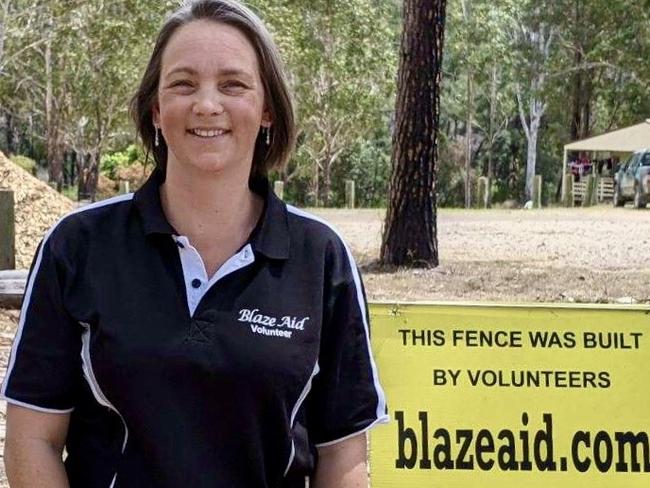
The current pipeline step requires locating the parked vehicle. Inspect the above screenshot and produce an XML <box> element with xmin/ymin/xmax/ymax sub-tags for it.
<box><xmin>613</xmin><ymin>149</ymin><xmax>650</xmax><ymax>208</ymax></box>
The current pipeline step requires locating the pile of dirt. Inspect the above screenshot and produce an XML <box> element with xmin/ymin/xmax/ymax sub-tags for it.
<box><xmin>0</xmin><ymin>151</ymin><xmax>75</xmax><ymax>269</ymax></box>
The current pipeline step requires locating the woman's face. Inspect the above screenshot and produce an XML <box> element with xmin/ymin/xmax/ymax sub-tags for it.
<box><xmin>153</xmin><ymin>20</ymin><xmax>271</xmax><ymax>178</ymax></box>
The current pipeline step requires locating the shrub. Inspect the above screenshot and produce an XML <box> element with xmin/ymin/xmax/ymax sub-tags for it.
<box><xmin>10</xmin><ymin>154</ymin><xmax>37</xmax><ymax>175</ymax></box>
<box><xmin>101</xmin><ymin>144</ymin><xmax>145</xmax><ymax>180</ymax></box>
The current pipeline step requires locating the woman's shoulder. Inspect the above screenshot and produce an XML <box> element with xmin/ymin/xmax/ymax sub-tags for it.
<box><xmin>284</xmin><ymin>205</ymin><xmax>349</xmax><ymax>251</ymax></box>
<box><xmin>283</xmin><ymin>205</ymin><xmax>359</xmax><ymax>279</ymax></box>
<box><xmin>44</xmin><ymin>193</ymin><xmax>135</xmax><ymax>251</ymax></box>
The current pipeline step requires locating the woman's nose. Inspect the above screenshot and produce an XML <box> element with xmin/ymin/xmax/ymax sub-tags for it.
<box><xmin>193</xmin><ymin>89</ymin><xmax>224</xmax><ymax>116</ymax></box>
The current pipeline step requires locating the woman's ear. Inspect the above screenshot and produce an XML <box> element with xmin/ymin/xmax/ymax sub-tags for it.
<box><xmin>261</xmin><ymin>106</ymin><xmax>272</xmax><ymax>128</ymax></box>
<box><xmin>152</xmin><ymin>101</ymin><xmax>161</xmax><ymax>126</ymax></box>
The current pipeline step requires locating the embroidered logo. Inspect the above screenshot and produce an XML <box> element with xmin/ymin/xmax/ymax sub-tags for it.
<box><xmin>237</xmin><ymin>308</ymin><xmax>309</xmax><ymax>339</ymax></box>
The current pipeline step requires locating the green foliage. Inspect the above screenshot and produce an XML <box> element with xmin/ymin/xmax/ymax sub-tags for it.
<box><xmin>61</xmin><ymin>185</ymin><xmax>78</xmax><ymax>201</ymax></box>
<box><xmin>100</xmin><ymin>144</ymin><xmax>144</xmax><ymax>179</ymax></box>
<box><xmin>10</xmin><ymin>154</ymin><xmax>37</xmax><ymax>174</ymax></box>
<box><xmin>331</xmin><ymin>128</ymin><xmax>392</xmax><ymax>207</ymax></box>
<box><xmin>1</xmin><ymin>0</ymin><xmax>649</xmax><ymax>208</ymax></box>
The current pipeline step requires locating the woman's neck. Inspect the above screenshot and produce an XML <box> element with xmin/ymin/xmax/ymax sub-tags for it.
<box><xmin>159</xmin><ymin>163</ymin><xmax>263</xmax><ymax>250</ymax></box>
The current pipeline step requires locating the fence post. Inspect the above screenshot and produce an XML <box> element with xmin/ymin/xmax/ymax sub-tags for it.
<box><xmin>119</xmin><ymin>180</ymin><xmax>130</xmax><ymax>194</ymax></box>
<box><xmin>533</xmin><ymin>175</ymin><xmax>543</xmax><ymax>209</ymax></box>
<box><xmin>582</xmin><ymin>174</ymin><xmax>594</xmax><ymax>207</ymax></box>
<box><xmin>477</xmin><ymin>177</ymin><xmax>489</xmax><ymax>208</ymax></box>
<box><xmin>345</xmin><ymin>180</ymin><xmax>355</xmax><ymax>209</ymax></box>
<box><xmin>591</xmin><ymin>174</ymin><xmax>599</xmax><ymax>205</ymax></box>
<box><xmin>273</xmin><ymin>180</ymin><xmax>284</xmax><ymax>200</ymax></box>
<box><xmin>0</xmin><ymin>190</ymin><xmax>16</xmax><ymax>270</ymax></box>
<box><xmin>562</xmin><ymin>173</ymin><xmax>574</xmax><ymax>207</ymax></box>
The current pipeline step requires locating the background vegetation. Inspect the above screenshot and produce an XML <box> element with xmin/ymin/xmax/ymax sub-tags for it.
<box><xmin>0</xmin><ymin>0</ymin><xmax>648</xmax><ymax>205</ymax></box>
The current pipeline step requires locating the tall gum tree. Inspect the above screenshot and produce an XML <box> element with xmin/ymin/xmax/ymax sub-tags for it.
<box><xmin>511</xmin><ymin>2</ymin><xmax>555</xmax><ymax>202</ymax></box>
<box><xmin>380</xmin><ymin>0</ymin><xmax>447</xmax><ymax>267</ymax></box>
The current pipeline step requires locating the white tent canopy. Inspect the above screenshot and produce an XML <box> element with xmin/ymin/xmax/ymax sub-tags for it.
<box><xmin>562</xmin><ymin>119</ymin><xmax>650</xmax><ymax>179</ymax></box>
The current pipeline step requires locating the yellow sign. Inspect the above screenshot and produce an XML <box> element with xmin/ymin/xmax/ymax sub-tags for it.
<box><xmin>368</xmin><ymin>302</ymin><xmax>650</xmax><ymax>488</ymax></box>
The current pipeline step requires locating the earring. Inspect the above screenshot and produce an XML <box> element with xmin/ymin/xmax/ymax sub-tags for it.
<box><xmin>154</xmin><ymin>126</ymin><xmax>160</xmax><ymax>147</ymax></box>
<box><xmin>265</xmin><ymin>126</ymin><xmax>271</xmax><ymax>145</ymax></box>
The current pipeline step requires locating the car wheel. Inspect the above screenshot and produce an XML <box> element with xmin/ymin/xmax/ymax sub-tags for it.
<box><xmin>633</xmin><ymin>185</ymin><xmax>647</xmax><ymax>209</ymax></box>
<box><xmin>613</xmin><ymin>185</ymin><xmax>625</xmax><ymax>207</ymax></box>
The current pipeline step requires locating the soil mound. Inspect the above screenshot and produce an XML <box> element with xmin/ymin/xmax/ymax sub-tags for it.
<box><xmin>0</xmin><ymin>152</ymin><xmax>75</xmax><ymax>269</ymax></box>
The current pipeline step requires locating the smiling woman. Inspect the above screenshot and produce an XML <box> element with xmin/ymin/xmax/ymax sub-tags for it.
<box><xmin>154</xmin><ymin>20</ymin><xmax>272</xmax><ymax>178</ymax></box>
<box><xmin>1</xmin><ymin>1</ymin><xmax>387</xmax><ymax>488</ymax></box>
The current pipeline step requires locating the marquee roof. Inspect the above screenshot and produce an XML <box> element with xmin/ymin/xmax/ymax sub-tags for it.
<box><xmin>564</xmin><ymin>119</ymin><xmax>650</xmax><ymax>153</ymax></box>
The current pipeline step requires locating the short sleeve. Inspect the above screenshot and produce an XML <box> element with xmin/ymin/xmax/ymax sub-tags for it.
<box><xmin>0</xmin><ymin>232</ymin><xmax>82</xmax><ymax>413</ymax></box>
<box><xmin>306</xmin><ymin>239</ymin><xmax>388</xmax><ymax>446</ymax></box>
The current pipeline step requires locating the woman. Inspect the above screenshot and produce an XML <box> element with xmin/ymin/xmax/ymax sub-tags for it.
<box><xmin>2</xmin><ymin>1</ymin><xmax>387</xmax><ymax>487</ymax></box>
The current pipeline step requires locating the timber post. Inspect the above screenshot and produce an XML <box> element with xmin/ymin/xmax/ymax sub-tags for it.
<box><xmin>477</xmin><ymin>177</ymin><xmax>490</xmax><ymax>208</ymax></box>
<box><xmin>562</xmin><ymin>173</ymin><xmax>574</xmax><ymax>207</ymax></box>
<box><xmin>591</xmin><ymin>174</ymin><xmax>599</xmax><ymax>205</ymax></box>
<box><xmin>345</xmin><ymin>180</ymin><xmax>355</xmax><ymax>209</ymax></box>
<box><xmin>532</xmin><ymin>175</ymin><xmax>542</xmax><ymax>209</ymax></box>
<box><xmin>0</xmin><ymin>190</ymin><xmax>16</xmax><ymax>270</ymax></box>
<box><xmin>273</xmin><ymin>180</ymin><xmax>284</xmax><ymax>200</ymax></box>
<box><xmin>582</xmin><ymin>174</ymin><xmax>594</xmax><ymax>207</ymax></box>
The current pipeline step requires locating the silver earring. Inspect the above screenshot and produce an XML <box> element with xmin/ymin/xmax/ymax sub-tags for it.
<box><xmin>265</xmin><ymin>126</ymin><xmax>271</xmax><ymax>145</ymax></box>
<box><xmin>154</xmin><ymin>126</ymin><xmax>160</xmax><ymax>147</ymax></box>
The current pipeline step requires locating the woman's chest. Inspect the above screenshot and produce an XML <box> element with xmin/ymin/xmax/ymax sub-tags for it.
<box><xmin>74</xmin><ymin>253</ymin><xmax>324</xmax><ymax>412</ymax></box>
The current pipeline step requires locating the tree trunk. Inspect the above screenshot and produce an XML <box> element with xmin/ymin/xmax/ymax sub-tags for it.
<box><xmin>77</xmin><ymin>151</ymin><xmax>100</xmax><ymax>202</ymax></box>
<box><xmin>321</xmin><ymin>157</ymin><xmax>332</xmax><ymax>207</ymax></box>
<box><xmin>380</xmin><ymin>0</ymin><xmax>447</xmax><ymax>267</ymax></box>
<box><xmin>5</xmin><ymin>110</ymin><xmax>14</xmax><ymax>155</ymax></box>
<box><xmin>487</xmin><ymin>65</ymin><xmax>497</xmax><ymax>180</ymax></box>
<box><xmin>525</xmin><ymin>115</ymin><xmax>539</xmax><ymax>200</ymax></box>
<box><xmin>44</xmin><ymin>27</ymin><xmax>63</xmax><ymax>190</ymax></box>
<box><xmin>464</xmin><ymin>71</ymin><xmax>473</xmax><ymax>208</ymax></box>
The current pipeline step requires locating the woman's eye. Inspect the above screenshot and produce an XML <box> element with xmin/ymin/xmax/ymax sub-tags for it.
<box><xmin>223</xmin><ymin>81</ymin><xmax>247</xmax><ymax>90</ymax></box>
<box><xmin>170</xmin><ymin>80</ymin><xmax>192</xmax><ymax>88</ymax></box>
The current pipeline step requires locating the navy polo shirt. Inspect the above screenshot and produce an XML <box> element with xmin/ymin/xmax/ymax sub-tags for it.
<box><xmin>1</xmin><ymin>169</ymin><xmax>388</xmax><ymax>488</ymax></box>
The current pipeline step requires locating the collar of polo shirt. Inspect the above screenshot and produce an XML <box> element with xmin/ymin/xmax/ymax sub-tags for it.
<box><xmin>132</xmin><ymin>168</ymin><xmax>290</xmax><ymax>260</ymax></box>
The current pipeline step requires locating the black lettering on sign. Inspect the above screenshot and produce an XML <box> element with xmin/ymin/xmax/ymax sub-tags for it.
<box><xmin>455</xmin><ymin>430</ymin><xmax>474</xmax><ymax>470</ymax></box>
<box><xmin>528</xmin><ymin>331</ymin><xmax>576</xmax><ymax>348</ymax></box>
<box><xmin>395</xmin><ymin>411</ymin><xmax>418</xmax><ymax>469</ymax></box>
<box><xmin>583</xmin><ymin>332</ymin><xmax>642</xmax><ymax>349</ymax></box>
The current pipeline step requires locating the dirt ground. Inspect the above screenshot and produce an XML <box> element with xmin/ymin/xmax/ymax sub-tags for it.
<box><xmin>313</xmin><ymin>205</ymin><xmax>650</xmax><ymax>304</ymax></box>
<box><xmin>0</xmin><ymin>205</ymin><xmax>648</xmax><ymax>483</ymax></box>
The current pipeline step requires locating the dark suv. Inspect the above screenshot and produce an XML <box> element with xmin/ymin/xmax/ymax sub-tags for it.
<box><xmin>613</xmin><ymin>149</ymin><xmax>650</xmax><ymax>208</ymax></box>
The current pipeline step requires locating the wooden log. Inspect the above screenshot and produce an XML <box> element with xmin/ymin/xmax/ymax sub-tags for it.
<box><xmin>0</xmin><ymin>190</ymin><xmax>16</xmax><ymax>270</ymax></box>
<box><xmin>0</xmin><ymin>269</ymin><xmax>27</xmax><ymax>308</ymax></box>
<box><xmin>533</xmin><ymin>175</ymin><xmax>542</xmax><ymax>209</ymax></box>
<box><xmin>273</xmin><ymin>180</ymin><xmax>284</xmax><ymax>200</ymax></box>
<box><xmin>345</xmin><ymin>180</ymin><xmax>355</xmax><ymax>209</ymax></box>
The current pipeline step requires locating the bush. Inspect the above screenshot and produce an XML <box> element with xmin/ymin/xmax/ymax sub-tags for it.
<box><xmin>114</xmin><ymin>162</ymin><xmax>150</xmax><ymax>190</ymax></box>
<box><xmin>101</xmin><ymin>144</ymin><xmax>145</xmax><ymax>180</ymax></box>
<box><xmin>331</xmin><ymin>133</ymin><xmax>391</xmax><ymax>207</ymax></box>
<box><xmin>10</xmin><ymin>154</ymin><xmax>37</xmax><ymax>175</ymax></box>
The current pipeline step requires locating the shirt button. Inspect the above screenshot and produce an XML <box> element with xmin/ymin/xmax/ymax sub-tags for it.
<box><xmin>191</xmin><ymin>278</ymin><xmax>202</xmax><ymax>289</ymax></box>
<box><xmin>176</xmin><ymin>241</ymin><xmax>185</xmax><ymax>249</ymax></box>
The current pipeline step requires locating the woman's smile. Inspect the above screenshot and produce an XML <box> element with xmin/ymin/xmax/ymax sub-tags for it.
<box><xmin>187</xmin><ymin>127</ymin><xmax>231</xmax><ymax>139</ymax></box>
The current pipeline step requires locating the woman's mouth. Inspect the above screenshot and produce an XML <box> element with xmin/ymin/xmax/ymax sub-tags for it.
<box><xmin>188</xmin><ymin>128</ymin><xmax>229</xmax><ymax>138</ymax></box>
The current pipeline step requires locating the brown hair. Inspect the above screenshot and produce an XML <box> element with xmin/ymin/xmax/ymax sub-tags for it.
<box><xmin>130</xmin><ymin>0</ymin><xmax>295</xmax><ymax>178</ymax></box>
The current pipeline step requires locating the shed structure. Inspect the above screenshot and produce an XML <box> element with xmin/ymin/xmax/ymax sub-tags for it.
<box><xmin>562</xmin><ymin>119</ymin><xmax>650</xmax><ymax>197</ymax></box>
